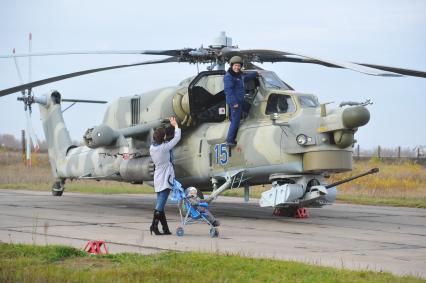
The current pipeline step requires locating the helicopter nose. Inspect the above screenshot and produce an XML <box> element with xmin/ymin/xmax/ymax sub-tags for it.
<box><xmin>342</xmin><ymin>106</ymin><xmax>370</xmax><ymax>129</ymax></box>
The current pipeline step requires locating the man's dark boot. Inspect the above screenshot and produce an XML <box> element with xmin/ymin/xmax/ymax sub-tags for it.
<box><xmin>159</xmin><ymin>211</ymin><xmax>172</xmax><ymax>235</ymax></box>
<box><xmin>150</xmin><ymin>210</ymin><xmax>163</xmax><ymax>235</ymax></box>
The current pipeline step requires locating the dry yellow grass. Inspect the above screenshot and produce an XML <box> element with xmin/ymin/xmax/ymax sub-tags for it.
<box><xmin>1</xmin><ymin>150</ymin><xmax>425</xmax><ymax>207</ymax></box>
<box><xmin>0</xmin><ymin>150</ymin><xmax>151</xmax><ymax>193</ymax></box>
<box><xmin>0</xmin><ymin>151</ymin><xmax>51</xmax><ymax>184</ymax></box>
<box><xmin>329</xmin><ymin>158</ymin><xmax>426</xmax><ymax>200</ymax></box>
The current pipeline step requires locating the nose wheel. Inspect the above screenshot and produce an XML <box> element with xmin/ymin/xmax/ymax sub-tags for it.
<box><xmin>52</xmin><ymin>180</ymin><xmax>65</xmax><ymax>196</ymax></box>
<box><xmin>273</xmin><ymin>207</ymin><xmax>309</xmax><ymax>218</ymax></box>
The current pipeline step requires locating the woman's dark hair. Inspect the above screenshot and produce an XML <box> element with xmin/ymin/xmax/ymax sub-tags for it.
<box><xmin>165</xmin><ymin>126</ymin><xmax>175</xmax><ymax>141</ymax></box>
<box><xmin>153</xmin><ymin>127</ymin><xmax>166</xmax><ymax>144</ymax></box>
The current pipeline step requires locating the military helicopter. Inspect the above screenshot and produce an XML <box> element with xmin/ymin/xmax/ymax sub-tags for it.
<box><xmin>1</xmin><ymin>32</ymin><xmax>425</xmax><ymax>217</ymax></box>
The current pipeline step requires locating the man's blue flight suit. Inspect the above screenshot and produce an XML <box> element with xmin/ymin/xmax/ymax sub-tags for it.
<box><xmin>224</xmin><ymin>68</ymin><xmax>257</xmax><ymax>145</ymax></box>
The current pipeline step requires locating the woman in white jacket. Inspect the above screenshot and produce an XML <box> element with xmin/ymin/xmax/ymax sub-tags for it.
<box><xmin>149</xmin><ymin>117</ymin><xmax>181</xmax><ymax>235</ymax></box>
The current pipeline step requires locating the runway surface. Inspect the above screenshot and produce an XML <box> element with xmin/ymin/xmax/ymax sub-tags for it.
<box><xmin>0</xmin><ymin>189</ymin><xmax>425</xmax><ymax>278</ymax></box>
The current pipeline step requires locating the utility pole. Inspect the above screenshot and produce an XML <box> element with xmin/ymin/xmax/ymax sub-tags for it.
<box><xmin>21</xmin><ymin>130</ymin><xmax>26</xmax><ymax>163</ymax></box>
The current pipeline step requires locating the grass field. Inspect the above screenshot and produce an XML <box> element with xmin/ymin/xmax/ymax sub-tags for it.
<box><xmin>329</xmin><ymin>157</ymin><xmax>426</xmax><ymax>208</ymax></box>
<box><xmin>1</xmin><ymin>150</ymin><xmax>425</xmax><ymax>208</ymax></box>
<box><xmin>0</xmin><ymin>243</ymin><xmax>424</xmax><ymax>283</ymax></box>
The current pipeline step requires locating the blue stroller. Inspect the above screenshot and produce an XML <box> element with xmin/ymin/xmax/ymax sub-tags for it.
<box><xmin>170</xmin><ymin>179</ymin><xmax>219</xmax><ymax>238</ymax></box>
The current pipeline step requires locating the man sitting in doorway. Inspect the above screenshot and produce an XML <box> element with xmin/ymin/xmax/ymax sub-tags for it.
<box><xmin>224</xmin><ymin>56</ymin><xmax>258</xmax><ymax>147</ymax></box>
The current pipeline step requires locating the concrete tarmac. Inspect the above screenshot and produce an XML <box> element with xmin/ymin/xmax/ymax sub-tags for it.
<box><xmin>0</xmin><ymin>189</ymin><xmax>425</xmax><ymax>278</ymax></box>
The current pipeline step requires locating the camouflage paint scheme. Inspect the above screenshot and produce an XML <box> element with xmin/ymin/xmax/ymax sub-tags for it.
<box><xmin>39</xmin><ymin>70</ymin><xmax>370</xmax><ymax>207</ymax></box>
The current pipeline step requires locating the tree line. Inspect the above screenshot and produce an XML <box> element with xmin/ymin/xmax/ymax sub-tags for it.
<box><xmin>0</xmin><ymin>133</ymin><xmax>49</xmax><ymax>152</ymax></box>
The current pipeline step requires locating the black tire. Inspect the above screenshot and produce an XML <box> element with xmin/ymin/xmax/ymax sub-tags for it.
<box><xmin>52</xmin><ymin>190</ymin><xmax>63</xmax><ymax>196</ymax></box>
<box><xmin>209</xmin><ymin>227</ymin><xmax>219</xmax><ymax>238</ymax></box>
<box><xmin>284</xmin><ymin>207</ymin><xmax>298</xmax><ymax>217</ymax></box>
<box><xmin>52</xmin><ymin>181</ymin><xmax>64</xmax><ymax>196</ymax></box>
<box><xmin>273</xmin><ymin>206</ymin><xmax>298</xmax><ymax>217</ymax></box>
<box><xmin>176</xmin><ymin>227</ymin><xmax>184</xmax><ymax>237</ymax></box>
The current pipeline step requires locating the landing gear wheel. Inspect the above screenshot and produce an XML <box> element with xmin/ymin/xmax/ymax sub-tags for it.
<box><xmin>52</xmin><ymin>190</ymin><xmax>63</xmax><ymax>196</ymax></box>
<box><xmin>209</xmin><ymin>227</ymin><xmax>219</xmax><ymax>238</ymax></box>
<box><xmin>176</xmin><ymin>227</ymin><xmax>184</xmax><ymax>237</ymax></box>
<box><xmin>52</xmin><ymin>180</ymin><xmax>65</xmax><ymax>196</ymax></box>
<box><xmin>273</xmin><ymin>207</ymin><xmax>297</xmax><ymax>217</ymax></box>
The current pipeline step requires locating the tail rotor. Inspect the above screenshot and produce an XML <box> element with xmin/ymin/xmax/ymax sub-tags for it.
<box><xmin>13</xmin><ymin>32</ymin><xmax>40</xmax><ymax>166</ymax></box>
<box><xmin>17</xmin><ymin>91</ymin><xmax>39</xmax><ymax>166</ymax></box>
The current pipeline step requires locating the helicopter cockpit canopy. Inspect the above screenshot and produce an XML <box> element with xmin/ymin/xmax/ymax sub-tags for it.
<box><xmin>187</xmin><ymin>69</ymin><xmax>323</xmax><ymax>124</ymax></box>
<box><xmin>261</xmin><ymin>71</ymin><xmax>319</xmax><ymax>115</ymax></box>
<box><xmin>260</xmin><ymin>71</ymin><xmax>293</xmax><ymax>90</ymax></box>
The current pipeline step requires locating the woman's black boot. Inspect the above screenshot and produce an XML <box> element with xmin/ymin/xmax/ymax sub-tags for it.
<box><xmin>159</xmin><ymin>211</ymin><xmax>172</xmax><ymax>235</ymax></box>
<box><xmin>150</xmin><ymin>210</ymin><xmax>163</xmax><ymax>235</ymax></box>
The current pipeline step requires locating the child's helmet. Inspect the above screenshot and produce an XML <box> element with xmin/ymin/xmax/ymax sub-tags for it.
<box><xmin>187</xmin><ymin>187</ymin><xmax>197</xmax><ymax>194</ymax></box>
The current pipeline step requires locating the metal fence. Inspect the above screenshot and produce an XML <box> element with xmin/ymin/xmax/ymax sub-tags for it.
<box><xmin>352</xmin><ymin>145</ymin><xmax>426</xmax><ymax>165</ymax></box>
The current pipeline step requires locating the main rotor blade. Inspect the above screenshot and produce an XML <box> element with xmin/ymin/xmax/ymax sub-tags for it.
<box><xmin>240</xmin><ymin>53</ymin><xmax>426</xmax><ymax>78</ymax></box>
<box><xmin>0</xmin><ymin>57</ymin><xmax>178</xmax><ymax>97</ymax></box>
<box><xmin>223</xmin><ymin>48</ymin><xmax>405</xmax><ymax>77</ymax></box>
<box><xmin>3</xmin><ymin>45</ymin><xmax>423</xmax><ymax>78</ymax></box>
<box><xmin>356</xmin><ymin>63</ymin><xmax>426</xmax><ymax>78</ymax></box>
<box><xmin>0</xmin><ymin>49</ymin><xmax>193</xmax><ymax>58</ymax></box>
<box><xmin>243</xmin><ymin>62</ymin><xmax>264</xmax><ymax>70</ymax></box>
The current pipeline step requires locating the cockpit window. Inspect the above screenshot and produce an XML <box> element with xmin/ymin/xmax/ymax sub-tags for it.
<box><xmin>194</xmin><ymin>75</ymin><xmax>224</xmax><ymax>94</ymax></box>
<box><xmin>260</xmin><ymin>72</ymin><xmax>292</xmax><ymax>90</ymax></box>
<box><xmin>298</xmin><ymin>96</ymin><xmax>319</xmax><ymax>108</ymax></box>
<box><xmin>265</xmin><ymin>94</ymin><xmax>296</xmax><ymax>114</ymax></box>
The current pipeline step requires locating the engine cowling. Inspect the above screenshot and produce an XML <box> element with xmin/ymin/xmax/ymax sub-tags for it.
<box><xmin>119</xmin><ymin>157</ymin><xmax>154</xmax><ymax>183</ymax></box>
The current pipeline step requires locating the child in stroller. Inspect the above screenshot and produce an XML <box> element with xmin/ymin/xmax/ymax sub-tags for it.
<box><xmin>187</xmin><ymin>187</ymin><xmax>220</xmax><ymax>227</ymax></box>
<box><xmin>172</xmin><ymin>180</ymin><xmax>220</xmax><ymax>237</ymax></box>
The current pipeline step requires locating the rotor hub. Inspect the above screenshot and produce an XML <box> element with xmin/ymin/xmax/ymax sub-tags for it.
<box><xmin>209</xmin><ymin>31</ymin><xmax>233</xmax><ymax>49</ymax></box>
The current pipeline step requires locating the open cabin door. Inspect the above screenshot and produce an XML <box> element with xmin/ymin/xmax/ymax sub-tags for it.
<box><xmin>188</xmin><ymin>71</ymin><xmax>226</xmax><ymax>124</ymax></box>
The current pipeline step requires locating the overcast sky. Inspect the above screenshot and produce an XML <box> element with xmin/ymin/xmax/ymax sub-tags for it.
<box><xmin>0</xmin><ymin>0</ymin><xmax>425</xmax><ymax>149</ymax></box>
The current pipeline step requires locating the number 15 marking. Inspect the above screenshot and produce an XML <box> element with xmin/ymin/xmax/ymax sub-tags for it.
<box><xmin>214</xmin><ymin>143</ymin><xmax>228</xmax><ymax>165</ymax></box>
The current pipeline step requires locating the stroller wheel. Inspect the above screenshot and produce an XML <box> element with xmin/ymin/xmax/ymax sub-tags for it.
<box><xmin>176</xmin><ymin>227</ymin><xmax>184</xmax><ymax>237</ymax></box>
<box><xmin>209</xmin><ymin>227</ymin><xmax>219</xmax><ymax>238</ymax></box>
